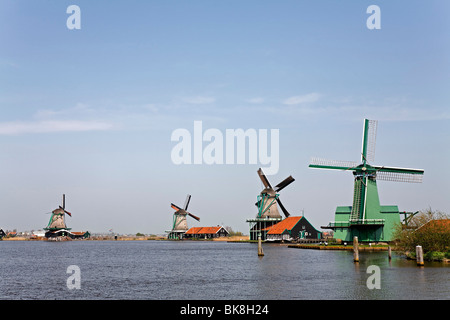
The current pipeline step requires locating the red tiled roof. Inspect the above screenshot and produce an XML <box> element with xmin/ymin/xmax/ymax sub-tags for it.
<box><xmin>416</xmin><ymin>219</ymin><xmax>450</xmax><ymax>233</ymax></box>
<box><xmin>267</xmin><ymin>216</ymin><xmax>303</xmax><ymax>235</ymax></box>
<box><xmin>185</xmin><ymin>227</ymin><xmax>203</xmax><ymax>234</ymax></box>
<box><xmin>186</xmin><ymin>226</ymin><xmax>223</xmax><ymax>234</ymax></box>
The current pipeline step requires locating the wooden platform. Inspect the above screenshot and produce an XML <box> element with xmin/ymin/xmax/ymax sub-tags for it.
<box><xmin>288</xmin><ymin>244</ymin><xmax>389</xmax><ymax>251</ymax></box>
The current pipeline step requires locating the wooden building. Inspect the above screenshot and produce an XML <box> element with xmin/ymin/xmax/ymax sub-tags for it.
<box><xmin>265</xmin><ymin>216</ymin><xmax>322</xmax><ymax>242</ymax></box>
<box><xmin>184</xmin><ymin>226</ymin><xmax>229</xmax><ymax>239</ymax></box>
<box><xmin>45</xmin><ymin>229</ymin><xmax>90</xmax><ymax>239</ymax></box>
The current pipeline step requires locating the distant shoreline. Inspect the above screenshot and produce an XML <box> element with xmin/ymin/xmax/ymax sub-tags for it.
<box><xmin>0</xmin><ymin>235</ymin><xmax>250</xmax><ymax>242</ymax></box>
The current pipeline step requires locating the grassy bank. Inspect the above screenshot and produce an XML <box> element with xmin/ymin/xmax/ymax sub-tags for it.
<box><xmin>404</xmin><ymin>250</ymin><xmax>450</xmax><ymax>262</ymax></box>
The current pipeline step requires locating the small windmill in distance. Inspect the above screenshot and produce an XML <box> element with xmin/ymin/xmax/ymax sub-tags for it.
<box><xmin>167</xmin><ymin>194</ymin><xmax>200</xmax><ymax>240</ymax></box>
<box><xmin>44</xmin><ymin>194</ymin><xmax>72</xmax><ymax>238</ymax></box>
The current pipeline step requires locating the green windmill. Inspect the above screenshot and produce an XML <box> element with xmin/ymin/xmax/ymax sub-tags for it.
<box><xmin>309</xmin><ymin>119</ymin><xmax>424</xmax><ymax>242</ymax></box>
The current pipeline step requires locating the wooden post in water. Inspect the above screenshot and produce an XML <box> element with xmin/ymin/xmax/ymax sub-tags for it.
<box><xmin>353</xmin><ymin>236</ymin><xmax>359</xmax><ymax>262</ymax></box>
<box><xmin>258</xmin><ymin>233</ymin><xmax>264</xmax><ymax>257</ymax></box>
<box><xmin>388</xmin><ymin>246</ymin><xmax>392</xmax><ymax>260</ymax></box>
<box><xmin>416</xmin><ymin>245</ymin><xmax>424</xmax><ymax>266</ymax></box>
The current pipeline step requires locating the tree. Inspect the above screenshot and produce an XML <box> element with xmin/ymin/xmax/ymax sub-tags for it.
<box><xmin>393</xmin><ymin>208</ymin><xmax>449</xmax><ymax>255</ymax></box>
<box><xmin>224</xmin><ymin>226</ymin><xmax>243</xmax><ymax>237</ymax></box>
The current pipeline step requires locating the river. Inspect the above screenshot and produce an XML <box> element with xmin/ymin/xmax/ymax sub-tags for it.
<box><xmin>0</xmin><ymin>240</ymin><xmax>448</xmax><ymax>300</ymax></box>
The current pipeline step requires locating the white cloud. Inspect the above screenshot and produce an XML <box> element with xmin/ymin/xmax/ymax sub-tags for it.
<box><xmin>283</xmin><ymin>92</ymin><xmax>321</xmax><ymax>105</ymax></box>
<box><xmin>246</xmin><ymin>97</ymin><xmax>265</xmax><ymax>104</ymax></box>
<box><xmin>182</xmin><ymin>96</ymin><xmax>216</xmax><ymax>104</ymax></box>
<box><xmin>0</xmin><ymin>120</ymin><xmax>113</xmax><ymax>135</ymax></box>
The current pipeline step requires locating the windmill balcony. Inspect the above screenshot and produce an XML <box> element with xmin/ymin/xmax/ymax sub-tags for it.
<box><xmin>326</xmin><ymin>219</ymin><xmax>385</xmax><ymax>228</ymax></box>
<box><xmin>349</xmin><ymin>219</ymin><xmax>385</xmax><ymax>226</ymax></box>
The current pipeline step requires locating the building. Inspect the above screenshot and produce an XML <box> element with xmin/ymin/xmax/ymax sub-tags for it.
<box><xmin>324</xmin><ymin>205</ymin><xmax>404</xmax><ymax>243</ymax></box>
<box><xmin>32</xmin><ymin>230</ymin><xmax>46</xmax><ymax>237</ymax></box>
<box><xmin>265</xmin><ymin>216</ymin><xmax>322</xmax><ymax>242</ymax></box>
<box><xmin>247</xmin><ymin>217</ymin><xmax>282</xmax><ymax>241</ymax></box>
<box><xmin>184</xmin><ymin>226</ymin><xmax>229</xmax><ymax>239</ymax></box>
<box><xmin>45</xmin><ymin>229</ymin><xmax>90</xmax><ymax>239</ymax></box>
<box><xmin>70</xmin><ymin>231</ymin><xmax>91</xmax><ymax>239</ymax></box>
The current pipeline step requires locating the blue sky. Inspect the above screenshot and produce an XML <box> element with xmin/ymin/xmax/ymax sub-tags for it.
<box><xmin>0</xmin><ymin>0</ymin><xmax>449</xmax><ymax>234</ymax></box>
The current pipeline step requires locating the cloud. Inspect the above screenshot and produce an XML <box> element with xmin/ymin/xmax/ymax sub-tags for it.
<box><xmin>246</xmin><ymin>97</ymin><xmax>265</xmax><ymax>104</ymax></box>
<box><xmin>283</xmin><ymin>93</ymin><xmax>321</xmax><ymax>105</ymax></box>
<box><xmin>0</xmin><ymin>120</ymin><xmax>114</xmax><ymax>135</ymax></box>
<box><xmin>182</xmin><ymin>96</ymin><xmax>216</xmax><ymax>104</ymax></box>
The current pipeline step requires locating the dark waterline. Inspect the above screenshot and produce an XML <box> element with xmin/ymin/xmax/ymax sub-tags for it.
<box><xmin>0</xmin><ymin>240</ymin><xmax>448</xmax><ymax>300</ymax></box>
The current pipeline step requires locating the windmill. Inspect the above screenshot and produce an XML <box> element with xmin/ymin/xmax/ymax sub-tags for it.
<box><xmin>309</xmin><ymin>119</ymin><xmax>424</xmax><ymax>242</ymax></box>
<box><xmin>256</xmin><ymin>168</ymin><xmax>295</xmax><ymax>219</ymax></box>
<box><xmin>44</xmin><ymin>194</ymin><xmax>73</xmax><ymax>238</ymax></box>
<box><xmin>247</xmin><ymin>168</ymin><xmax>295</xmax><ymax>240</ymax></box>
<box><xmin>167</xmin><ymin>194</ymin><xmax>200</xmax><ymax>239</ymax></box>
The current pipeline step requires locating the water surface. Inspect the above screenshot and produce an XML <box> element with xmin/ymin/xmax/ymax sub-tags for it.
<box><xmin>0</xmin><ymin>240</ymin><xmax>448</xmax><ymax>300</ymax></box>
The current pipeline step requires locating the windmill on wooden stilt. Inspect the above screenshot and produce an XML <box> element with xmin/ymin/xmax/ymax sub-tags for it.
<box><xmin>246</xmin><ymin>168</ymin><xmax>295</xmax><ymax>240</ymax></box>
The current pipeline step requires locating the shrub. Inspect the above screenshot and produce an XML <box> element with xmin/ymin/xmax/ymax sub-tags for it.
<box><xmin>393</xmin><ymin>208</ymin><xmax>449</xmax><ymax>255</ymax></box>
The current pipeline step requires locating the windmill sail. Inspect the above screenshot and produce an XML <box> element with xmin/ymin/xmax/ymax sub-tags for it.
<box><xmin>375</xmin><ymin>166</ymin><xmax>424</xmax><ymax>183</ymax></box>
<box><xmin>274</xmin><ymin>176</ymin><xmax>295</xmax><ymax>192</ymax></box>
<box><xmin>184</xmin><ymin>194</ymin><xmax>191</xmax><ymax>210</ymax></box>
<box><xmin>276</xmin><ymin>198</ymin><xmax>290</xmax><ymax>218</ymax></box>
<box><xmin>361</xmin><ymin>119</ymin><xmax>377</xmax><ymax>163</ymax></box>
<box><xmin>309</xmin><ymin>158</ymin><xmax>359</xmax><ymax>171</ymax></box>
<box><xmin>257</xmin><ymin>168</ymin><xmax>272</xmax><ymax>189</ymax></box>
<box><xmin>187</xmin><ymin>212</ymin><xmax>200</xmax><ymax>221</ymax></box>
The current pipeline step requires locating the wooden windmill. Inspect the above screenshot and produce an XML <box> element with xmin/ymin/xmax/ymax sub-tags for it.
<box><xmin>44</xmin><ymin>194</ymin><xmax>73</xmax><ymax>238</ymax></box>
<box><xmin>167</xmin><ymin>194</ymin><xmax>200</xmax><ymax>239</ymax></box>
<box><xmin>309</xmin><ymin>119</ymin><xmax>424</xmax><ymax>242</ymax></box>
<box><xmin>247</xmin><ymin>168</ymin><xmax>295</xmax><ymax>240</ymax></box>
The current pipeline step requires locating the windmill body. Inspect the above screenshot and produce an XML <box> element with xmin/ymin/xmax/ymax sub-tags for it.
<box><xmin>167</xmin><ymin>195</ymin><xmax>200</xmax><ymax>240</ymax></box>
<box><xmin>44</xmin><ymin>194</ymin><xmax>73</xmax><ymax>238</ymax></box>
<box><xmin>310</xmin><ymin>119</ymin><xmax>424</xmax><ymax>242</ymax></box>
<box><xmin>247</xmin><ymin>168</ymin><xmax>295</xmax><ymax>240</ymax></box>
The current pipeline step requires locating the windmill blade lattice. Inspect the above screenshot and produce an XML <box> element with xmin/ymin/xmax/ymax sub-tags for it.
<box><xmin>257</xmin><ymin>168</ymin><xmax>272</xmax><ymax>189</ymax></box>
<box><xmin>274</xmin><ymin>176</ymin><xmax>295</xmax><ymax>192</ymax></box>
<box><xmin>362</xmin><ymin>119</ymin><xmax>378</xmax><ymax>163</ymax></box>
<box><xmin>309</xmin><ymin>157</ymin><xmax>359</xmax><ymax>171</ymax></box>
<box><xmin>184</xmin><ymin>194</ymin><xmax>191</xmax><ymax>210</ymax></box>
<box><xmin>376</xmin><ymin>170</ymin><xmax>424</xmax><ymax>183</ymax></box>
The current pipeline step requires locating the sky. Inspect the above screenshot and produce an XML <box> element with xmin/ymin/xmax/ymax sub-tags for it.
<box><xmin>0</xmin><ymin>0</ymin><xmax>449</xmax><ymax>235</ymax></box>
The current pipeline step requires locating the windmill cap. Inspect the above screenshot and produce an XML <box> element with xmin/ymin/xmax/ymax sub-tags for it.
<box><xmin>260</xmin><ymin>187</ymin><xmax>276</xmax><ymax>196</ymax></box>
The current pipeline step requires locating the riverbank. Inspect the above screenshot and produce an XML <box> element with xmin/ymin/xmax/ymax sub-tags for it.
<box><xmin>0</xmin><ymin>235</ymin><xmax>249</xmax><ymax>241</ymax></box>
<box><xmin>288</xmin><ymin>244</ymin><xmax>389</xmax><ymax>251</ymax></box>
